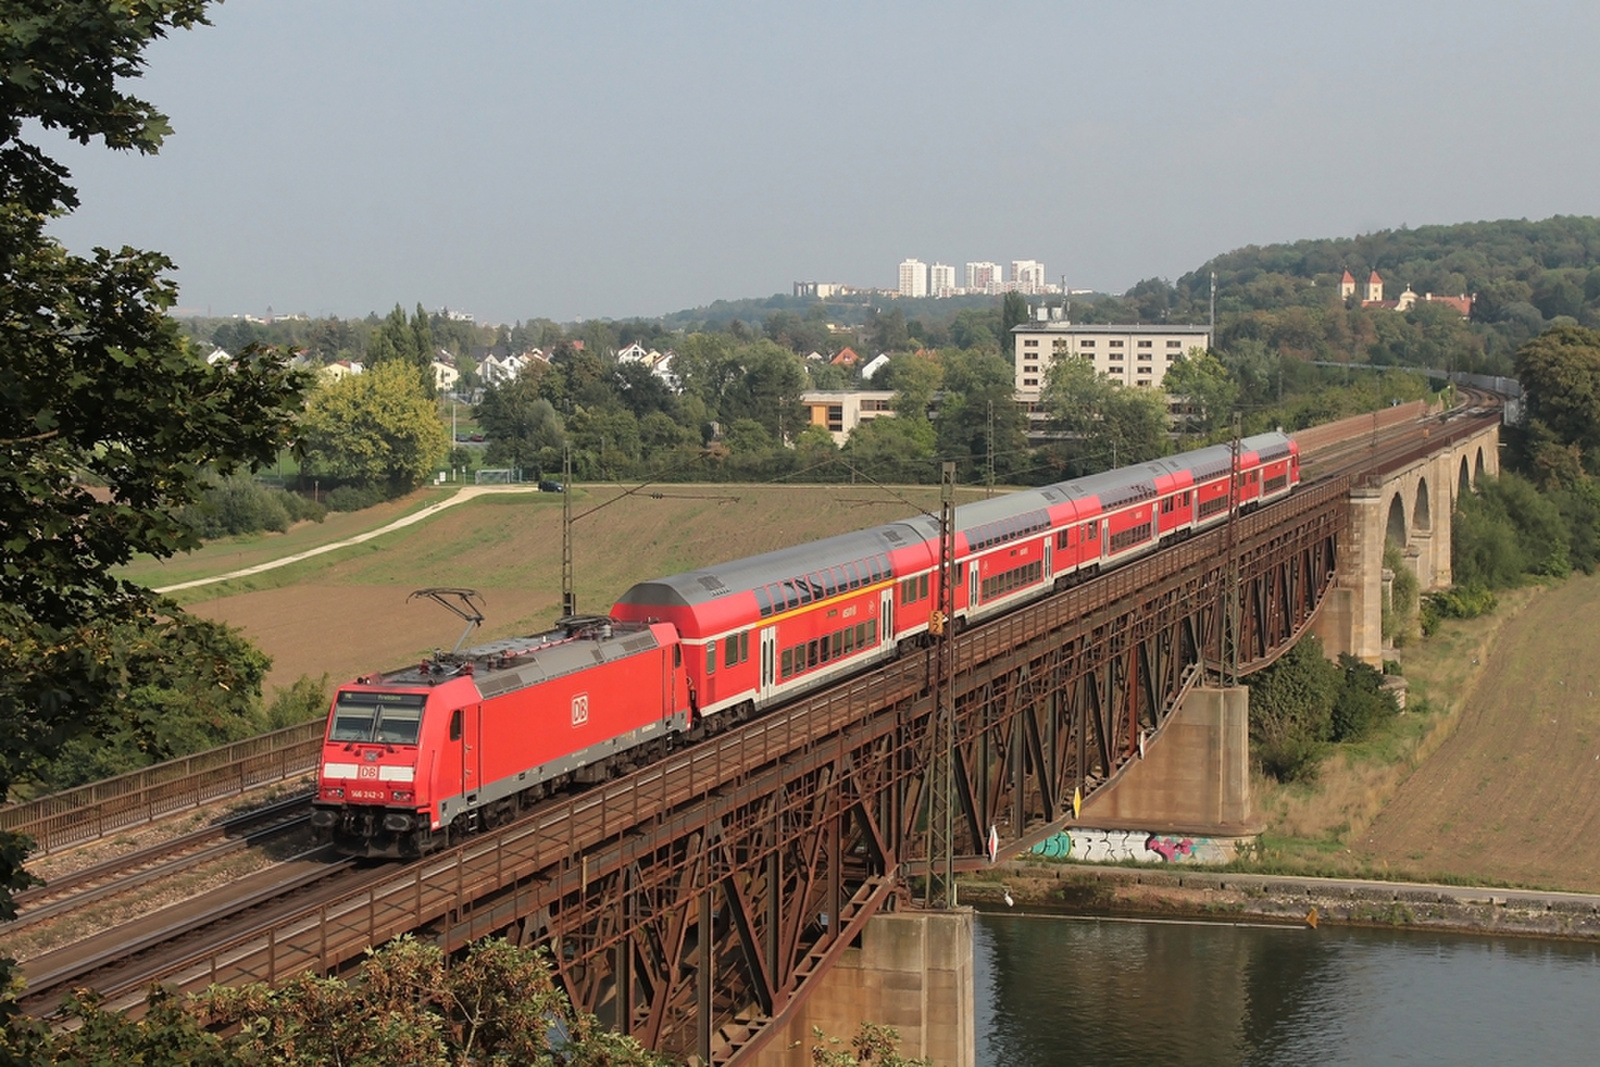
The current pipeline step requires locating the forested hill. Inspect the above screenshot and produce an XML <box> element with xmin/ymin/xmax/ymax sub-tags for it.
<box><xmin>1098</xmin><ymin>215</ymin><xmax>1600</xmax><ymax>376</ymax></box>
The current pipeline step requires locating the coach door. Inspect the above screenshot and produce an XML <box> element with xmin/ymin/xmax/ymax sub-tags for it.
<box><xmin>880</xmin><ymin>587</ymin><xmax>894</xmax><ymax>648</ymax></box>
<box><xmin>759</xmin><ymin>625</ymin><xmax>777</xmax><ymax>701</ymax></box>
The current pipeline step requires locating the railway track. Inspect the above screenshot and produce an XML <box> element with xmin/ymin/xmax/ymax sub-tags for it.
<box><xmin>6</xmin><ymin>792</ymin><xmax>312</xmax><ymax>933</ymax></box>
<box><xmin>15</xmin><ymin>846</ymin><xmax>381</xmax><ymax>1017</ymax></box>
<box><xmin>6</xmin><ymin>393</ymin><xmax>1501</xmax><ymax>1022</ymax></box>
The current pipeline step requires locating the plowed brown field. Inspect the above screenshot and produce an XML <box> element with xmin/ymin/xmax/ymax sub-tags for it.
<box><xmin>1360</xmin><ymin>572</ymin><xmax>1600</xmax><ymax>892</ymax></box>
<box><xmin>179</xmin><ymin>483</ymin><xmax>972</xmax><ymax>695</ymax></box>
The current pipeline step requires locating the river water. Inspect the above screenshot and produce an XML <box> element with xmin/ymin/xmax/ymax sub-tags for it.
<box><xmin>974</xmin><ymin>912</ymin><xmax>1600</xmax><ymax>1065</ymax></box>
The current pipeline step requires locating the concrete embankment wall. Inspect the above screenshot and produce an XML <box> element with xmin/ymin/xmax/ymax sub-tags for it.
<box><xmin>963</xmin><ymin>863</ymin><xmax>1600</xmax><ymax>941</ymax></box>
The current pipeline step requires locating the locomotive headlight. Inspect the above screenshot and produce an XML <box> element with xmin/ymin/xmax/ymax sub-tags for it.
<box><xmin>326</xmin><ymin>787</ymin><xmax>345</xmax><ymax>799</ymax></box>
<box><xmin>392</xmin><ymin>789</ymin><xmax>413</xmax><ymax>802</ymax></box>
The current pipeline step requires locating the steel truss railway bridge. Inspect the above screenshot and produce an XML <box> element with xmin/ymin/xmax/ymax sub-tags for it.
<box><xmin>6</xmin><ymin>404</ymin><xmax>1504</xmax><ymax>1065</ymax></box>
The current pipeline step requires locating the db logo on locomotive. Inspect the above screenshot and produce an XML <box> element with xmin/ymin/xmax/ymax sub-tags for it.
<box><xmin>572</xmin><ymin>693</ymin><xmax>590</xmax><ymax>727</ymax></box>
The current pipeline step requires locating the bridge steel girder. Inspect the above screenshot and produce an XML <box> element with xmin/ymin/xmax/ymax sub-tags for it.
<box><xmin>427</xmin><ymin>479</ymin><xmax>1347</xmax><ymax>1064</ymax></box>
<box><xmin>899</xmin><ymin>477</ymin><xmax>1347</xmax><ymax>870</ymax></box>
<box><xmin>123</xmin><ymin>482</ymin><xmax>1346</xmax><ymax>1066</ymax></box>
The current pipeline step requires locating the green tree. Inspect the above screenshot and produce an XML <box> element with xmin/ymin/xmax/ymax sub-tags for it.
<box><xmin>477</xmin><ymin>376</ymin><xmax>565</xmax><ymax>473</ymax></box>
<box><xmin>936</xmin><ymin>349</ymin><xmax>1027</xmax><ymax>481</ymax></box>
<box><xmin>26</xmin><ymin>616</ymin><xmax>271</xmax><ymax>794</ymax></box>
<box><xmin>721</xmin><ymin>341</ymin><xmax>807</xmax><ymax>443</ymax></box>
<box><xmin>866</xmin><ymin>307</ymin><xmax>910</xmax><ymax>353</ymax></box>
<box><xmin>1162</xmin><ymin>348</ymin><xmax>1239</xmax><ymax>438</ymax></box>
<box><xmin>722</xmin><ymin>417</ymin><xmax>775</xmax><ymax>455</ymax></box>
<box><xmin>843</xmin><ymin>415</ymin><xmax>937</xmax><ymax>483</ymax></box>
<box><xmin>1000</xmin><ymin>291</ymin><xmax>1030</xmax><ymax>349</ymax></box>
<box><xmin>875</xmin><ymin>352</ymin><xmax>943</xmax><ymax>419</ymax></box>
<box><xmin>301</xmin><ymin>361</ymin><xmax>449</xmax><ymax>493</ymax></box>
<box><xmin>0</xmin><ymin>0</ymin><xmax>307</xmax><ymax>922</ymax></box>
<box><xmin>1248</xmin><ymin>635</ymin><xmax>1341</xmax><ymax>781</ymax></box>
<box><xmin>1043</xmin><ymin>358</ymin><xmax>1170</xmax><ymax>475</ymax></box>
<box><xmin>1514</xmin><ymin>324</ymin><xmax>1600</xmax><ymax>465</ymax></box>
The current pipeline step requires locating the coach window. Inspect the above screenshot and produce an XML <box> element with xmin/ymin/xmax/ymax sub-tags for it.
<box><xmin>755</xmin><ymin>586</ymin><xmax>773</xmax><ymax>617</ymax></box>
<box><xmin>673</xmin><ymin>645</ymin><xmax>682</xmax><ymax>667</ymax></box>
<box><xmin>781</xmin><ymin>649</ymin><xmax>793</xmax><ymax>678</ymax></box>
<box><xmin>724</xmin><ymin>635</ymin><xmax>738</xmax><ymax>666</ymax></box>
<box><xmin>808</xmin><ymin>641</ymin><xmax>819</xmax><ymax>668</ymax></box>
<box><xmin>706</xmin><ymin>645</ymin><xmax>717</xmax><ymax>674</ymax></box>
<box><xmin>844</xmin><ymin>627</ymin><xmax>854</xmax><ymax>653</ymax></box>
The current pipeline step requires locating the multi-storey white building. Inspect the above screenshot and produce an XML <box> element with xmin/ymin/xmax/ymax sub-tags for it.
<box><xmin>1010</xmin><ymin>316</ymin><xmax>1211</xmax><ymax>400</ymax></box>
<box><xmin>966</xmin><ymin>261</ymin><xmax>1002</xmax><ymax>294</ymax></box>
<box><xmin>1011</xmin><ymin>260</ymin><xmax>1046</xmax><ymax>295</ymax></box>
<box><xmin>929</xmin><ymin>262</ymin><xmax>957</xmax><ymax>297</ymax></box>
<box><xmin>898</xmin><ymin>259</ymin><xmax>927</xmax><ymax>298</ymax></box>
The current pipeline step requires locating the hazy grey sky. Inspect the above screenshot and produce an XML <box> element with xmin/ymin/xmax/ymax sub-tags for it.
<box><xmin>43</xmin><ymin>1</ymin><xmax>1600</xmax><ymax>324</ymax></box>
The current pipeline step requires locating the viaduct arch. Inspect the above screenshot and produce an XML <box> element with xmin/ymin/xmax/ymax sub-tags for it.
<box><xmin>1312</xmin><ymin>424</ymin><xmax>1500</xmax><ymax>663</ymax></box>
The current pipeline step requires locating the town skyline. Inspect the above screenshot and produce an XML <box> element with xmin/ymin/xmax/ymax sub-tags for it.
<box><xmin>43</xmin><ymin>1</ymin><xmax>1600</xmax><ymax>325</ymax></box>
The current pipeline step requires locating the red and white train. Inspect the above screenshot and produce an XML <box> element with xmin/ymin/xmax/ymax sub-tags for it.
<box><xmin>312</xmin><ymin>433</ymin><xmax>1299</xmax><ymax>857</ymax></box>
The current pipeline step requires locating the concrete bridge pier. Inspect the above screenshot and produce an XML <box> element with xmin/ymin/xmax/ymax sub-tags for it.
<box><xmin>1312</xmin><ymin>484</ymin><xmax>1385</xmax><ymax>664</ymax></box>
<box><xmin>1078</xmin><ymin>685</ymin><xmax>1256</xmax><ymax>834</ymax></box>
<box><xmin>757</xmin><ymin>910</ymin><xmax>976</xmax><ymax>1067</ymax></box>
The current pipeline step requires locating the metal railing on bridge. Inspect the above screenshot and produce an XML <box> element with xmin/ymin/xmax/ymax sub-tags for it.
<box><xmin>0</xmin><ymin>721</ymin><xmax>323</xmax><ymax>855</ymax></box>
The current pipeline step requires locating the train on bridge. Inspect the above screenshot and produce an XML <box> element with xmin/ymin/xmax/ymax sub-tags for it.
<box><xmin>312</xmin><ymin>433</ymin><xmax>1300</xmax><ymax>857</ymax></box>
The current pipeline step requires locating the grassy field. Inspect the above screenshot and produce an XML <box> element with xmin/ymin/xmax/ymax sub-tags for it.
<box><xmin>150</xmin><ymin>481</ymin><xmax>987</xmax><ymax>696</ymax></box>
<box><xmin>1251</xmin><ymin>575</ymin><xmax>1600</xmax><ymax>894</ymax></box>
<box><xmin>138</xmin><ymin>478</ymin><xmax>1600</xmax><ymax>893</ymax></box>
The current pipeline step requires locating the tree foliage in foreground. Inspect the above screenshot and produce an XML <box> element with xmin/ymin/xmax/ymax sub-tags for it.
<box><xmin>0</xmin><ymin>935</ymin><xmax>926</xmax><ymax>1066</ymax></box>
<box><xmin>0</xmin><ymin>0</ymin><xmax>307</xmax><ymax>924</ymax></box>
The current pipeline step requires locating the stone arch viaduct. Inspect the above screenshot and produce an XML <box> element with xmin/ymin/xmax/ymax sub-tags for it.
<box><xmin>1310</xmin><ymin>408</ymin><xmax>1502</xmax><ymax>663</ymax></box>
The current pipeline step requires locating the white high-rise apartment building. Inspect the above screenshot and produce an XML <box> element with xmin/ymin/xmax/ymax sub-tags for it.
<box><xmin>1011</xmin><ymin>320</ymin><xmax>1212</xmax><ymax>400</ymax></box>
<box><xmin>1012</xmin><ymin>260</ymin><xmax>1045</xmax><ymax>295</ymax></box>
<box><xmin>898</xmin><ymin>259</ymin><xmax>928</xmax><ymax>298</ymax></box>
<box><xmin>966</xmin><ymin>261</ymin><xmax>1002</xmax><ymax>294</ymax></box>
<box><xmin>928</xmin><ymin>263</ymin><xmax>956</xmax><ymax>297</ymax></box>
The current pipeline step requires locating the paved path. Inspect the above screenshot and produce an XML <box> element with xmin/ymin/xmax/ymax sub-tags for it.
<box><xmin>153</xmin><ymin>485</ymin><xmax>538</xmax><ymax>594</ymax></box>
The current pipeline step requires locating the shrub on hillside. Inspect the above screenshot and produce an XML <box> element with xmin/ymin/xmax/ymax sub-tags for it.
<box><xmin>177</xmin><ymin>475</ymin><xmax>326</xmax><ymax>538</ymax></box>
<box><xmin>1330</xmin><ymin>654</ymin><xmax>1400</xmax><ymax>742</ymax></box>
<box><xmin>325</xmin><ymin>483</ymin><xmax>388</xmax><ymax>511</ymax></box>
<box><xmin>1249</xmin><ymin>636</ymin><xmax>1341</xmax><ymax>782</ymax></box>
<box><xmin>265</xmin><ymin>673</ymin><xmax>330</xmax><ymax>729</ymax></box>
<box><xmin>1419</xmin><ymin>585</ymin><xmax>1498</xmax><ymax>635</ymax></box>
<box><xmin>1453</xmin><ymin>473</ymin><xmax>1571</xmax><ymax>586</ymax></box>
<box><xmin>1382</xmin><ymin>543</ymin><xmax>1421</xmax><ymax>647</ymax></box>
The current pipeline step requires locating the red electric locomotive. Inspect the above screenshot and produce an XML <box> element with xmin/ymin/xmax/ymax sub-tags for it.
<box><xmin>313</xmin><ymin>432</ymin><xmax>1298</xmax><ymax>857</ymax></box>
<box><xmin>310</xmin><ymin>616</ymin><xmax>690</xmax><ymax>858</ymax></box>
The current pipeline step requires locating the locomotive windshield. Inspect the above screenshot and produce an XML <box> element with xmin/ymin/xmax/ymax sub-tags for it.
<box><xmin>330</xmin><ymin>691</ymin><xmax>427</xmax><ymax>745</ymax></box>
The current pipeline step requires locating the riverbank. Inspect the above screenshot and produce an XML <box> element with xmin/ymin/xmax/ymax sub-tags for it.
<box><xmin>961</xmin><ymin>862</ymin><xmax>1600</xmax><ymax>941</ymax></box>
